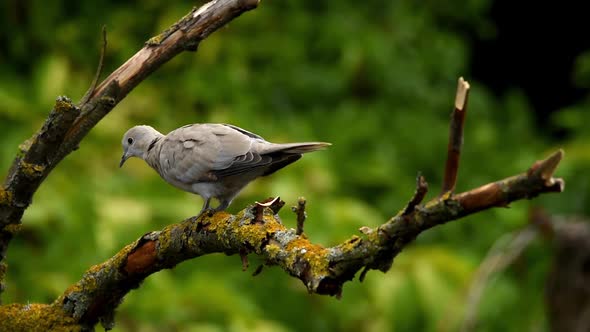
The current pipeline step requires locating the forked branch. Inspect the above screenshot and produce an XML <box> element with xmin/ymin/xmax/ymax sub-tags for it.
<box><xmin>0</xmin><ymin>2</ymin><xmax>566</xmax><ymax>331</ymax></box>
<box><xmin>3</xmin><ymin>148</ymin><xmax>562</xmax><ymax>330</ymax></box>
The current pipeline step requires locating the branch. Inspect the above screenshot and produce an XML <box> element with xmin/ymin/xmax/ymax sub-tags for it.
<box><xmin>0</xmin><ymin>0</ymin><xmax>260</xmax><ymax>300</ymax></box>
<box><xmin>293</xmin><ymin>197</ymin><xmax>307</xmax><ymax>235</ymax></box>
<box><xmin>0</xmin><ymin>148</ymin><xmax>564</xmax><ymax>330</ymax></box>
<box><xmin>441</xmin><ymin>77</ymin><xmax>470</xmax><ymax>195</ymax></box>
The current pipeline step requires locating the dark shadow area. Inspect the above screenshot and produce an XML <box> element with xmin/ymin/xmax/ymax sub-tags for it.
<box><xmin>470</xmin><ymin>0</ymin><xmax>590</xmax><ymax>138</ymax></box>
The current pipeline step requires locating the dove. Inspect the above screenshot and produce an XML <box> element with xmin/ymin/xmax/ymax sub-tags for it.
<box><xmin>119</xmin><ymin>123</ymin><xmax>330</xmax><ymax>214</ymax></box>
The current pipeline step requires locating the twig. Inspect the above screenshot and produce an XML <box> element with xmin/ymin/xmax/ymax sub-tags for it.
<box><xmin>441</xmin><ymin>77</ymin><xmax>470</xmax><ymax>195</ymax></box>
<box><xmin>452</xmin><ymin>150</ymin><xmax>564</xmax><ymax>216</ymax></box>
<box><xmin>253</xmin><ymin>196</ymin><xmax>283</xmax><ymax>223</ymax></box>
<box><xmin>402</xmin><ymin>174</ymin><xmax>428</xmax><ymax>215</ymax></box>
<box><xmin>79</xmin><ymin>26</ymin><xmax>108</xmax><ymax>106</ymax></box>
<box><xmin>240</xmin><ymin>250</ymin><xmax>249</xmax><ymax>271</ymax></box>
<box><xmin>293</xmin><ymin>197</ymin><xmax>307</xmax><ymax>235</ymax></box>
<box><xmin>252</xmin><ymin>264</ymin><xmax>264</xmax><ymax>276</ymax></box>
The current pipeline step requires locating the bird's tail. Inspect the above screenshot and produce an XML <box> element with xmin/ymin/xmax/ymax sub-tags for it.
<box><xmin>270</xmin><ymin>142</ymin><xmax>331</xmax><ymax>154</ymax></box>
<box><xmin>260</xmin><ymin>142</ymin><xmax>330</xmax><ymax>177</ymax></box>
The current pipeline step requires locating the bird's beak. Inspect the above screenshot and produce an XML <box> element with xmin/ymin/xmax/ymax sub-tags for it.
<box><xmin>119</xmin><ymin>153</ymin><xmax>129</xmax><ymax>168</ymax></box>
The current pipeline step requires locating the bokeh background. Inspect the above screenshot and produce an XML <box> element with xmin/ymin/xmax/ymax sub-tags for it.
<box><xmin>1</xmin><ymin>0</ymin><xmax>589</xmax><ymax>331</ymax></box>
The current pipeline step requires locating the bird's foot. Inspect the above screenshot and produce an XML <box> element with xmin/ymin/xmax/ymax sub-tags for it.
<box><xmin>196</xmin><ymin>207</ymin><xmax>216</xmax><ymax>220</ymax></box>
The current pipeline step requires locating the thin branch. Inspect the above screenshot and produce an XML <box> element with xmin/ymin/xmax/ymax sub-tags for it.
<box><xmin>240</xmin><ymin>250</ymin><xmax>249</xmax><ymax>271</ymax></box>
<box><xmin>441</xmin><ymin>77</ymin><xmax>470</xmax><ymax>195</ymax></box>
<box><xmin>0</xmin><ymin>0</ymin><xmax>260</xmax><ymax>300</ymax></box>
<box><xmin>79</xmin><ymin>26</ymin><xmax>108</xmax><ymax>106</ymax></box>
<box><xmin>402</xmin><ymin>174</ymin><xmax>428</xmax><ymax>215</ymax></box>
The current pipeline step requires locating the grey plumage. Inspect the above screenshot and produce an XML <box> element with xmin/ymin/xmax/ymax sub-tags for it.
<box><xmin>120</xmin><ymin>123</ymin><xmax>330</xmax><ymax>213</ymax></box>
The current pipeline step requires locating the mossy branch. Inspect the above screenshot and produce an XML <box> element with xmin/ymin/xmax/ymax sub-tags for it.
<box><xmin>0</xmin><ymin>1</ymin><xmax>567</xmax><ymax>330</ymax></box>
<box><xmin>0</xmin><ymin>0</ymin><xmax>260</xmax><ymax>301</ymax></box>
<box><xmin>0</xmin><ymin>149</ymin><xmax>564</xmax><ymax>330</ymax></box>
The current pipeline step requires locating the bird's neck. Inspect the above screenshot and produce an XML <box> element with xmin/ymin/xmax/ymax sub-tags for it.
<box><xmin>143</xmin><ymin>134</ymin><xmax>164</xmax><ymax>172</ymax></box>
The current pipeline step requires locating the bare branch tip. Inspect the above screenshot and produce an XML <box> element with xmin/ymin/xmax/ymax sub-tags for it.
<box><xmin>403</xmin><ymin>174</ymin><xmax>428</xmax><ymax>215</ymax></box>
<box><xmin>536</xmin><ymin>149</ymin><xmax>564</xmax><ymax>181</ymax></box>
<box><xmin>549</xmin><ymin>149</ymin><xmax>565</xmax><ymax>162</ymax></box>
<box><xmin>455</xmin><ymin>77</ymin><xmax>471</xmax><ymax>111</ymax></box>
<box><xmin>417</xmin><ymin>174</ymin><xmax>428</xmax><ymax>191</ymax></box>
<box><xmin>359</xmin><ymin>226</ymin><xmax>373</xmax><ymax>235</ymax></box>
<box><xmin>255</xmin><ymin>196</ymin><xmax>281</xmax><ymax>207</ymax></box>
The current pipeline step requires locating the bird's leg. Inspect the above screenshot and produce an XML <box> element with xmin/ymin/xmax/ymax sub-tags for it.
<box><xmin>196</xmin><ymin>197</ymin><xmax>212</xmax><ymax>219</ymax></box>
<box><xmin>213</xmin><ymin>199</ymin><xmax>232</xmax><ymax>212</ymax></box>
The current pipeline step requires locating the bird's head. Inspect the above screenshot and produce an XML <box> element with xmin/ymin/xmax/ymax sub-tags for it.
<box><xmin>120</xmin><ymin>125</ymin><xmax>162</xmax><ymax>167</ymax></box>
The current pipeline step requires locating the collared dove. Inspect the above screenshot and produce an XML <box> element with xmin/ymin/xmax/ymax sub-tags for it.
<box><xmin>119</xmin><ymin>123</ymin><xmax>330</xmax><ymax>213</ymax></box>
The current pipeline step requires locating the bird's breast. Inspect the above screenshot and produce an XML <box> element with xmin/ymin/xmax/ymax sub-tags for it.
<box><xmin>191</xmin><ymin>182</ymin><xmax>224</xmax><ymax>198</ymax></box>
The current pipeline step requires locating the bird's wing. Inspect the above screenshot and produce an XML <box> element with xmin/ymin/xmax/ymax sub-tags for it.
<box><xmin>158</xmin><ymin>124</ymin><xmax>277</xmax><ymax>183</ymax></box>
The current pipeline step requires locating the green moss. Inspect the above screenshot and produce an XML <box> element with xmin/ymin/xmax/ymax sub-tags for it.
<box><xmin>0</xmin><ymin>303</ymin><xmax>80</xmax><ymax>332</ymax></box>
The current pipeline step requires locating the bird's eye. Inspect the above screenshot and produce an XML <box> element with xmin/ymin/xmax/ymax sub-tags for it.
<box><xmin>127</xmin><ymin>137</ymin><xmax>134</xmax><ymax>145</ymax></box>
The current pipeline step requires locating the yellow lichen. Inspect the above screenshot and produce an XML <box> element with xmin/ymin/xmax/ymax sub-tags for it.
<box><xmin>4</xmin><ymin>223</ymin><xmax>22</xmax><ymax>234</ymax></box>
<box><xmin>0</xmin><ymin>262</ymin><xmax>6</xmax><ymax>282</ymax></box>
<box><xmin>262</xmin><ymin>214</ymin><xmax>284</xmax><ymax>233</ymax></box>
<box><xmin>338</xmin><ymin>235</ymin><xmax>362</xmax><ymax>252</ymax></box>
<box><xmin>440</xmin><ymin>191</ymin><xmax>453</xmax><ymax>200</ymax></box>
<box><xmin>20</xmin><ymin>161</ymin><xmax>45</xmax><ymax>177</ymax></box>
<box><xmin>0</xmin><ymin>188</ymin><xmax>13</xmax><ymax>205</ymax></box>
<box><xmin>54</xmin><ymin>99</ymin><xmax>74</xmax><ymax>113</ymax></box>
<box><xmin>157</xmin><ymin>226</ymin><xmax>174</xmax><ymax>254</ymax></box>
<box><xmin>0</xmin><ymin>303</ymin><xmax>80</xmax><ymax>332</ymax></box>
<box><xmin>264</xmin><ymin>243</ymin><xmax>281</xmax><ymax>258</ymax></box>
<box><xmin>284</xmin><ymin>237</ymin><xmax>330</xmax><ymax>276</ymax></box>
<box><xmin>146</xmin><ymin>33</ymin><xmax>166</xmax><ymax>46</ymax></box>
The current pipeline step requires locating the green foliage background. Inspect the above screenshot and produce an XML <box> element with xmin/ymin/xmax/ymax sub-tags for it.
<box><xmin>1</xmin><ymin>0</ymin><xmax>588</xmax><ymax>331</ymax></box>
